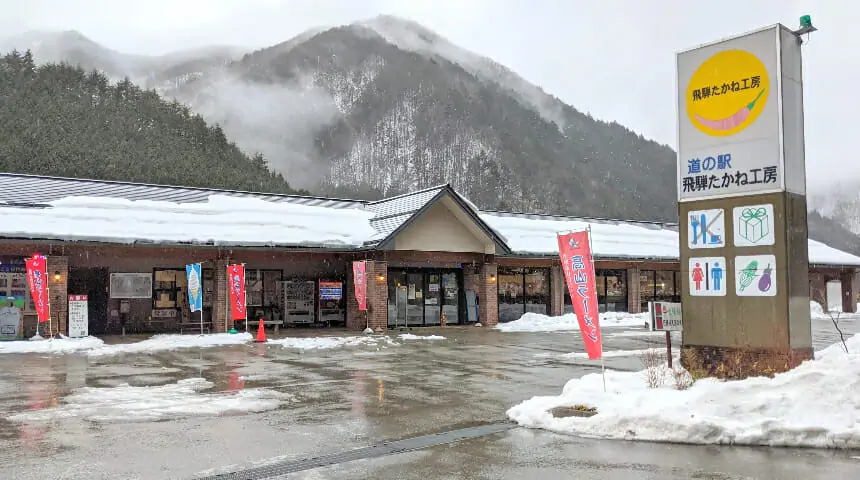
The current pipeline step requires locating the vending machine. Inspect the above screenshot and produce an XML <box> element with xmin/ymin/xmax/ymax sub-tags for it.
<box><xmin>318</xmin><ymin>280</ymin><xmax>344</xmax><ymax>326</ymax></box>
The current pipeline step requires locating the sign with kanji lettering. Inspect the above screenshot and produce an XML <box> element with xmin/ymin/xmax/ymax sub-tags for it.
<box><xmin>676</xmin><ymin>25</ymin><xmax>806</xmax><ymax>201</ymax></box>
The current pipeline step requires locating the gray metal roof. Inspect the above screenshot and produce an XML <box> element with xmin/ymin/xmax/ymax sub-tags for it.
<box><xmin>366</xmin><ymin>185</ymin><xmax>447</xmax><ymax>238</ymax></box>
<box><xmin>0</xmin><ymin>173</ymin><xmax>365</xmax><ymax>210</ymax></box>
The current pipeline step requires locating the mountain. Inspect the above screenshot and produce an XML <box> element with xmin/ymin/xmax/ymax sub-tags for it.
<box><xmin>4</xmin><ymin>19</ymin><xmax>860</xmax><ymax>256</ymax></box>
<box><xmin>155</xmin><ymin>15</ymin><xmax>678</xmax><ymax>219</ymax></box>
<box><xmin>0</xmin><ymin>30</ymin><xmax>246</xmax><ymax>83</ymax></box>
<box><xmin>0</xmin><ymin>50</ymin><xmax>297</xmax><ymax>194</ymax></box>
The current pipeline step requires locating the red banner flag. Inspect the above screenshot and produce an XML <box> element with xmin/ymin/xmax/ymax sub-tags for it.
<box><xmin>558</xmin><ymin>231</ymin><xmax>603</xmax><ymax>360</ymax></box>
<box><xmin>353</xmin><ymin>261</ymin><xmax>367</xmax><ymax>311</ymax></box>
<box><xmin>24</xmin><ymin>254</ymin><xmax>50</xmax><ymax>323</ymax></box>
<box><xmin>227</xmin><ymin>264</ymin><xmax>246</xmax><ymax>321</ymax></box>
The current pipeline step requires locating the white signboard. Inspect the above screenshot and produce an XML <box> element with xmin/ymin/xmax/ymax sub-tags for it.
<box><xmin>68</xmin><ymin>295</ymin><xmax>89</xmax><ymax>338</ymax></box>
<box><xmin>687</xmin><ymin>208</ymin><xmax>725</xmax><ymax>249</ymax></box>
<box><xmin>110</xmin><ymin>273</ymin><xmax>153</xmax><ymax>299</ymax></box>
<box><xmin>688</xmin><ymin>256</ymin><xmax>727</xmax><ymax>296</ymax></box>
<box><xmin>677</xmin><ymin>25</ymin><xmax>805</xmax><ymax>201</ymax></box>
<box><xmin>733</xmin><ymin>204</ymin><xmax>775</xmax><ymax>247</ymax></box>
<box><xmin>0</xmin><ymin>304</ymin><xmax>21</xmax><ymax>339</ymax></box>
<box><xmin>650</xmin><ymin>301</ymin><xmax>683</xmax><ymax>331</ymax></box>
<box><xmin>735</xmin><ymin>254</ymin><xmax>777</xmax><ymax>297</ymax></box>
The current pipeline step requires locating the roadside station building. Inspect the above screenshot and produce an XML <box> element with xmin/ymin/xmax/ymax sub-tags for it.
<box><xmin>0</xmin><ymin>173</ymin><xmax>857</xmax><ymax>337</ymax></box>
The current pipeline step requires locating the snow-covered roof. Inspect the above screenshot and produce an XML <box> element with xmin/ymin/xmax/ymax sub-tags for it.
<box><xmin>481</xmin><ymin>211</ymin><xmax>860</xmax><ymax>267</ymax></box>
<box><xmin>0</xmin><ymin>195</ymin><xmax>376</xmax><ymax>248</ymax></box>
<box><xmin>0</xmin><ymin>173</ymin><xmax>859</xmax><ymax>268</ymax></box>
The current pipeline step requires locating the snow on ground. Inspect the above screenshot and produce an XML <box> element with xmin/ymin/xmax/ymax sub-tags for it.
<box><xmin>507</xmin><ymin>334</ymin><xmax>860</xmax><ymax>449</ymax></box>
<box><xmin>0</xmin><ymin>336</ymin><xmax>105</xmax><ymax>354</ymax></box>
<box><xmin>7</xmin><ymin>378</ymin><xmax>289</xmax><ymax>424</ymax></box>
<box><xmin>88</xmin><ymin>333</ymin><xmax>253</xmax><ymax>357</ymax></box>
<box><xmin>496</xmin><ymin>311</ymin><xmax>649</xmax><ymax>333</ymax></box>
<box><xmin>398</xmin><ymin>333</ymin><xmax>445</xmax><ymax>340</ymax></box>
<box><xmin>558</xmin><ymin>349</ymin><xmax>656</xmax><ymax>360</ymax></box>
<box><xmin>268</xmin><ymin>335</ymin><xmax>396</xmax><ymax>350</ymax></box>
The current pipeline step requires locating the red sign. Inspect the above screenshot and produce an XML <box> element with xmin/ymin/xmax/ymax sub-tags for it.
<box><xmin>352</xmin><ymin>261</ymin><xmax>367</xmax><ymax>311</ymax></box>
<box><xmin>227</xmin><ymin>264</ymin><xmax>246</xmax><ymax>320</ymax></box>
<box><xmin>557</xmin><ymin>231</ymin><xmax>603</xmax><ymax>360</ymax></box>
<box><xmin>24</xmin><ymin>254</ymin><xmax>50</xmax><ymax>323</ymax></box>
<box><xmin>68</xmin><ymin>295</ymin><xmax>88</xmax><ymax>302</ymax></box>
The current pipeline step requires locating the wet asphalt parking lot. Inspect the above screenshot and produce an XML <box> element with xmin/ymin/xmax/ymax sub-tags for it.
<box><xmin>0</xmin><ymin>320</ymin><xmax>858</xmax><ymax>480</ymax></box>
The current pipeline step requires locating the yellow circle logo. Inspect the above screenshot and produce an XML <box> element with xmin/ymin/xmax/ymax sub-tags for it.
<box><xmin>686</xmin><ymin>49</ymin><xmax>769</xmax><ymax>137</ymax></box>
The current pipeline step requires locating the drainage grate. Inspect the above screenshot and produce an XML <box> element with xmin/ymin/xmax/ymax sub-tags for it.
<box><xmin>193</xmin><ymin>421</ymin><xmax>517</xmax><ymax>480</ymax></box>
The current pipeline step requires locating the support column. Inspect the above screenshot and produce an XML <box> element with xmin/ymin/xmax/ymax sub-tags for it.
<box><xmin>549</xmin><ymin>264</ymin><xmax>564</xmax><ymax>316</ymax></box>
<box><xmin>840</xmin><ymin>271</ymin><xmax>858</xmax><ymax>313</ymax></box>
<box><xmin>48</xmin><ymin>256</ymin><xmax>69</xmax><ymax>336</ymax></box>
<box><xmin>213</xmin><ymin>259</ymin><xmax>229</xmax><ymax>333</ymax></box>
<box><xmin>478</xmin><ymin>263</ymin><xmax>498</xmax><ymax>327</ymax></box>
<box><xmin>627</xmin><ymin>267</ymin><xmax>641</xmax><ymax>314</ymax></box>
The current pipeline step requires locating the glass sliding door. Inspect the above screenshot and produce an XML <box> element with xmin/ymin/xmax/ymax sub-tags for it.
<box><xmin>424</xmin><ymin>273</ymin><xmax>442</xmax><ymax>326</ymax></box>
<box><xmin>441</xmin><ymin>272</ymin><xmax>460</xmax><ymax>324</ymax></box>
<box><xmin>406</xmin><ymin>273</ymin><xmax>424</xmax><ymax>327</ymax></box>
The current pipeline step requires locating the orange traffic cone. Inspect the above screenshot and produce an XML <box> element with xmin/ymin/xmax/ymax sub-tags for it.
<box><xmin>254</xmin><ymin>318</ymin><xmax>267</xmax><ymax>343</ymax></box>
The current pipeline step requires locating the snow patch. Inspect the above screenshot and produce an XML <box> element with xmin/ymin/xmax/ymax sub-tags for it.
<box><xmin>508</xmin><ymin>335</ymin><xmax>860</xmax><ymax>449</ymax></box>
<box><xmin>497</xmin><ymin>311</ymin><xmax>649</xmax><ymax>333</ymax></box>
<box><xmin>269</xmin><ymin>335</ymin><xmax>396</xmax><ymax>350</ymax></box>
<box><xmin>0</xmin><ymin>336</ymin><xmax>105</xmax><ymax>355</ymax></box>
<box><xmin>7</xmin><ymin>378</ymin><xmax>288</xmax><ymax>423</ymax></box>
<box><xmin>88</xmin><ymin>333</ymin><xmax>253</xmax><ymax>357</ymax></box>
<box><xmin>398</xmin><ymin>333</ymin><xmax>445</xmax><ymax>341</ymax></box>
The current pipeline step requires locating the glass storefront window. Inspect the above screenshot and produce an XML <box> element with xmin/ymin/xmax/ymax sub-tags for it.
<box><xmin>499</xmin><ymin>267</ymin><xmax>549</xmax><ymax>321</ymax></box>
<box><xmin>387</xmin><ymin>269</ymin><xmax>462</xmax><ymax>326</ymax></box>
<box><xmin>564</xmin><ymin>269</ymin><xmax>627</xmax><ymax>313</ymax></box>
<box><xmin>524</xmin><ymin>268</ymin><xmax>549</xmax><ymax>315</ymax></box>
<box><xmin>641</xmin><ymin>270</ymin><xmax>679</xmax><ymax>311</ymax></box>
<box><xmin>498</xmin><ymin>267</ymin><xmax>525</xmax><ymax>323</ymax></box>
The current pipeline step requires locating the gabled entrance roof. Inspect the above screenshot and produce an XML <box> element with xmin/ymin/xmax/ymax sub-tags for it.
<box><xmin>364</xmin><ymin>184</ymin><xmax>510</xmax><ymax>254</ymax></box>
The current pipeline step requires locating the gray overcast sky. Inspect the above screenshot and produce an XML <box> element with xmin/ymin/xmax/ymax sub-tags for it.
<box><xmin>1</xmin><ymin>0</ymin><xmax>855</xmax><ymax>192</ymax></box>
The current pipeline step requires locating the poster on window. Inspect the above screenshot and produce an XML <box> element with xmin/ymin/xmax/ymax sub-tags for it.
<box><xmin>68</xmin><ymin>295</ymin><xmax>89</xmax><ymax>338</ymax></box>
<box><xmin>24</xmin><ymin>254</ymin><xmax>50</xmax><ymax>323</ymax></box>
<box><xmin>557</xmin><ymin>231</ymin><xmax>603</xmax><ymax>360</ymax></box>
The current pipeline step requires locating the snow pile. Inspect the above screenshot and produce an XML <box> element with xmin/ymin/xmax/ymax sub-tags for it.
<box><xmin>269</xmin><ymin>335</ymin><xmax>395</xmax><ymax>350</ymax></box>
<box><xmin>7</xmin><ymin>378</ymin><xmax>289</xmax><ymax>423</ymax></box>
<box><xmin>0</xmin><ymin>195</ymin><xmax>376</xmax><ymax>247</ymax></box>
<box><xmin>497</xmin><ymin>311</ymin><xmax>649</xmax><ymax>333</ymax></box>
<box><xmin>398</xmin><ymin>333</ymin><xmax>446</xmax><ymax>341</ymax></box>
<box><xmin>507</xmin><ymin>335</ymin><xmax>860</xmax><ymax>449</ymax></box>
<box><xmin>88</xmin><ymin>333</ymin><xmax>253</xmax><ymax>357</ymax></box>
<box><xmin>0</xmin><ymin>336</ymin><xmax>105</xmax><ymax>355</ymax></box>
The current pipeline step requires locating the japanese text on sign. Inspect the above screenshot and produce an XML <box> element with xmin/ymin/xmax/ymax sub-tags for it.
<box><xmin>691</xmin><ymin>75</ymin><xmax>761</xmax><ymax>101</ymax></box>
<box><xmin>682</xmin><ymin>166</ymin><xmax>777</xmax><ymax>193</ymax></box>
<box><xmin>570</xmin><ymin>254</ymin><xmax>599</xmax><ymax>343</ymax></box>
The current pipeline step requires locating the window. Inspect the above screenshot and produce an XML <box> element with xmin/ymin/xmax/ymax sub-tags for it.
<box><xmin>640</xmin><ymin>270</ymin><xmax>680</xmax><ymax>311</ymax></box>
<box><xmin>498</xmin><ymin>267</ymin><xmax>525</xmax><ymax>323</ymax></box>
<box><xmin>153</xmin><ymin>268</ymin><xmax>183</xmax><ymax>309</ymax></box>
<box><xmin>564</xmin><ymin>269</ymin><xmax>628</xmax><ymax>313</ymax></box>
<box><xmin>499</xmin><ymin>267</ymin><xmax>550</xmax><ymax>322</ymax></box>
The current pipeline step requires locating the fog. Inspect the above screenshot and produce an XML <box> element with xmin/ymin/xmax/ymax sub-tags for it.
<box><xmin>182</xmin><ymin>71</ymin><xmax>340</xmax><ymax>190</ymax></box>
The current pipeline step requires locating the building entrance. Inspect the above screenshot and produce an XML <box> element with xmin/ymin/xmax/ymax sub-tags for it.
<box><xmin>387</xmin><ymin>269</ymin><xmax>463</xmax><ymax>327</ymax></box>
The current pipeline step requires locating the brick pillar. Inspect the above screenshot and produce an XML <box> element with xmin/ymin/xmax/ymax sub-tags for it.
<box><xmin>213</xmin><ymin>259</ymin><xmax>229</xmax><ymax>333</ymax></box>
<box><xmin>48</xmin><ymin>256</ymin><xmax>69</xmax><ymax>336</ymax></box>
<box><xmin>627</xmin><ymin>267</ymin><xmax>640</xmax><ymax>314</ymax></box>
<box><xmin>346</xmin><ymin>261</ymin><xmax>389</xmax><ymax>331</ymax></box>
<box><xmin>840</xmin><ymin>271</ymin><xmax>858</xmax><ymax>313</ymax></box>
<box><xmin>478</xmin><ymin>263</ymin><xmax>498</xmax><ymax>326</ymax></box>
<box><xmin>549</xmin><ymin>264</ymin><xmax>564</xmax><ymax>316</ymax></box>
